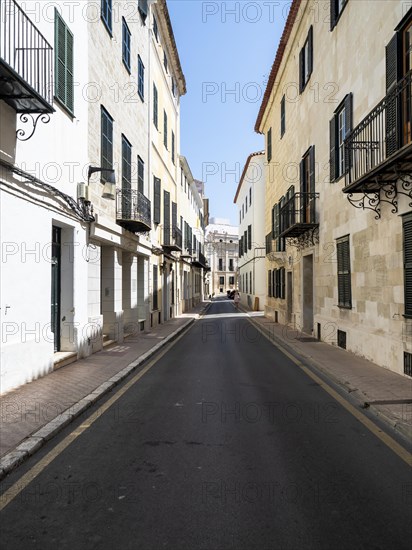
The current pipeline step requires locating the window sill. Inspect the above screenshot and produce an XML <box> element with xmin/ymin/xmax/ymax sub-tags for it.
<box><xmin>123</xmin><ymin>61</ymin><xmax>131</xmax><ymax>75</ymax></box>
<box><xmin>101</xmin><ymin>17</ymin><xmax>113</xmax><ymax>38</ymax></box>
<box><xmin>54</xmin><ymin>96</ymin><xmax>75</xmax><ymax>120</ymax></box>
<box><xmin>338</xmin><ymin>304</ymin><xmax>352</xmax><ymax>310</ymax></box>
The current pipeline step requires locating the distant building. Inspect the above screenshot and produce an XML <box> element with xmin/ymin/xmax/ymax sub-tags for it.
<box><xmin>205</xmin><ymin>219</ymin><xmax>239</xmax><ymax>295</ymax></box>
<box><xmin>234</xmin><ymin>152</ymin><xmax>267</xmax><ymax>310</ymax></box>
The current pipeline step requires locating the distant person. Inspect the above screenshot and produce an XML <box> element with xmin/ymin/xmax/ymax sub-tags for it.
<box><xmin>233</xmin><ymin>291</ymin><xmax>240</xmax><ymax>309</ymax></box>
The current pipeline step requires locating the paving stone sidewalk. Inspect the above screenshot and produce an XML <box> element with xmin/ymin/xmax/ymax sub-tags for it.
<box><xmin>241</xmin><ymin>308</ymin><xmax>412</xmax><ymax>440</ymax></box>
<box><xmin>0</xmin><ymin>302</ymin><xmax>210</xmax><ymax>477</ymax></box>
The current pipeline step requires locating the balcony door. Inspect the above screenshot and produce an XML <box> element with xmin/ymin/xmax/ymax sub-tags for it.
<box><xmin>403</xmin><ymin>21</ymin><xmax>412</xmax><ymax>144</ymax></box>
<box><xmin>51</xmin><ymin>226</ymin><xmax>61</xmax><ymax>352</ymax></box>
<box><xmin>300</xmin><ymin>146</ymin><xmax>315</xmax><ymax>224</ymax></box>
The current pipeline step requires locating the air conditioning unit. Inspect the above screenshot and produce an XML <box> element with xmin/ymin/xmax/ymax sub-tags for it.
<box><xmin>77</xmin><ymin>182</ymin><xmax>89</xmax><ymax>201</ymax></box>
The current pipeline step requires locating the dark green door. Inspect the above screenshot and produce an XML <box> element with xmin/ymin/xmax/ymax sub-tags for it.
<box><xmin>51</xmin><ymin>226</ymin><xmax>61</xmax><ymax>352</ymax></box>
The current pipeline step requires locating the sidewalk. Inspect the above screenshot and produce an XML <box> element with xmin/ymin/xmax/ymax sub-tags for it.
<box><xmin>241</xmin><ymin>307</ymin><xmax>412</xmax><ymax>440</ymax></box>
<box><xmin>0</xmin><ymin>302</ymin><xmax>210</xmax><ymax>478</ymax></box>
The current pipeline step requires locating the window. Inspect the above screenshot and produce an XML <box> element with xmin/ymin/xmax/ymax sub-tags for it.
<box><xmin>138</xmin><ymin>0</ymin><xmax>148</xmax><ymax>23</ymax></box>
<box><xmin>219</xmin><ymin>276</ymin><xmax>225</xmax><ymax>286</ymax></box>
<box><xmin>239</xmin><ymin>211</ymin><xmax>241</xmax><ymax>224</ymax></box>
<box><xmin>55</xmin><ymin>10</ymin><xmax>74</xmax><ymax>114</ymax></box>
<box><xmin>249</xmin><ymin>188</ymin><xmax>252</xmax><ymax>206</ymax></box>
<box><xmin>245</xmin><ymin>197</ymin><xmax>248</xmax><ymax>213</ymax></box>
<box><xmin>164</xmin><ymin>52</ymin><xmax>168</xmax><ymax>73</ymax></box>
<box><xmin>153</xmin><ymin>177</ymin><xmax>161</xmax><ymax>224</ymax></box>
<box><xmin>404</xmin><ymin>212</ymin><xmax>412</xmax><ymax>317</ymax></box>
<box><xmin>138</xmin><ymin>156</ymin><xmax>144</xmax><ymax>194</ymax></box>
<box><xmin>101</xmin><ymin>107</ymin><xmax>113</xmax><ymax>181</ymax></box>
<box><xmin>299</xmin><ymin>26</ymin><xmax>313</xmax><ymax>93</ymax></box>
<box><xmin>153</xmin><ymin>15</ymin><xmax>158</xmax><ymax>41</ymax></box>
<box><xmin>138</xmin><ymin>56</ymin><xmax>145</xmax><ymax>100</ymax></box>
<box><xmin>281</xmin><ymin>95</ymin><xmax>286</xmax><ymax>137</ymax></box>
<box><xmin>122</xmin><ymin>18</ymin><xmax>131</xmax><ymax>72</ymax></box>
<box><xmin>299</xmin><ymin>146</ymin><xmax>316</xmax><ymax>223</ymax></box>
<box><xmin>242</xmin><ymin>204</ymin><xmax>244</xmax><ymax>219</ymax></box>
<box><xmin>122</xmin><ymin>135</ymin><xmax>132</xmax><ymax>192</ymax></box>
<box><xmin>153</xmin><ymin>265</ymin><xmax>158</xmax><ymax>310</ymax></box>
<box><xmin>330</xmin><ymin>94</ymin><xmax>353</xmax><ymax>182</ymax></box>
<box><xmin>172</xmin><ymin>78</ymin><xmax>176</xmax><ymax>97</ymax></box>
<box><xmin>267</xmin><ymin>127</ymin><xmax>272</xmax><ymax>161</ymax></box>
<box><xmin>172</xmin><ymin>131</ymin><xmax>175</xmax><ymax>164</ymax></box>
<box><xmin>164</xmin><ymin>110</ymin><xmax>168</xmax><ymax>149</ymax></box>
<box><xmin>271</xmin><ymin>202</ymin><xmax>286</xmax><ymax>252</ymax></box>
<box><xmin>218</xmin><ymin>258</ymin><xmax>223</xmax><ymax>271</ymax></box>
<box><xmin>337</xmin><ymin>235</ymin><xmax>352</xmax><ymax>308</ymax></box>
<box><xmin>404</xmin><ymin>352</ymin><xmax>412</xmax><ymax>377</ymax></box>
<box><xmin>248</xmin><ymin>225</ymin><xmax>252</xmax><ymax>250</ymax></box>
<box><xmin>229</xmin><ymin>276</ymin><xmax>235</xmax><ymax>286</ymax></box>
<box><xmin>330</xmin><ymin>0</ymin><xmax>348</xmax><ymax>31</ymax></box>
<box><xmin>244</xmin><ymin>230</ymin><xmax>248</xmax><ymax>252</ymax></box>
<box><xmin>153</xmin><ymin>83</ymin><xmax>158</xmax><ymax>128</ymax></box>
<box><xmin>101</xmin><ymin>0</ymin><xmax>112</xmax><ymax>34</ymax></box>
<box><xmin>229</xmin><ymin>259</ymin><xmax>234</xmax><ymax>271</ymax></box>
<box><xmin>268</xmin><ymin>270</ymin><xmax>272</xmax><ymax>297</ymax></box>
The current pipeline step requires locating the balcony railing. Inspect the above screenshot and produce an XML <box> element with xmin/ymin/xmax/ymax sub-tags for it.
<box><xmin>0</xmin><ymin>0</ymin><xmax>53</xmax><ymax>112</ymax></box>
<box><xmin>163</xmin><ymin>226</ymin><xmax>182</xmax><ymax>251</ymax></box>
<box><xmin>116</xmin><ymin>189</ymin><xmax>151</xmax><ymax>233</ymax></box>
<box><xmin>279</xmin><ymin>192</ymin><xmax>319</xmax><ymax>238</ymax></box>
<box><xmin>192</xmin><ymin>251</ymin><xmax>209</xmax><ymax>269</ymax></box>
<box><xmin>345</xmin><ymin>70</ymin><xmax>412</xmax><ymax>191</ymax></box>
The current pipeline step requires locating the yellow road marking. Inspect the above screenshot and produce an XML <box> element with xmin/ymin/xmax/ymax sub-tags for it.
<box><xmin>0</xmin><ymin>323</ymin><xmax>193</xmax><ymax>512</ymax></box>
<box><xmin>251</xmin><ymin>320</ymin><xmax>412</xmax><ymax>467</ymax></box>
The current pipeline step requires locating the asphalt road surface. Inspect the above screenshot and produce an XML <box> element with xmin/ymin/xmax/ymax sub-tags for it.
<box><xmin>1</xmin><ymin>299</ymin><xmax>411</xmax><ymax>550</ymax></box>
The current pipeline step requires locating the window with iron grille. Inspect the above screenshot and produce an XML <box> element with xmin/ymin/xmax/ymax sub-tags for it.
<box><xmin>404</xmin><ymin>352</ymin><xmax>412</xmax><ymax>377</ymax></box>
<box><xmin>299</xmin><ymin>26</ymin><xmax>313</xmax><ymax>93</ymax></box>
<box><xmin>55</xmin><ymin>10</ymin><xmax>74</xmax><ymax>114</ymax></box>
<box><xmin>101</xmin><ymin>0</ymin><xmax>112</xmax><ymax>34</ymax></box>
<box><xmin>330</xmin><ymin>0</ymin><xmax>348</xmax><ymax>31</ymax></box>
<box><xmin>101</xmin><ymin>107</ymin><xmax>113</xmax><ymax>181</ymax></box>
<box><xmin>330</xmin><ymin>94</ymin><xmax>353</xmax><ymax>182</ymax></box>
<box><xmin>404</xmin><ymin>213</ymin><xmax>412</xmax><ymax>317</ymax></box>
<box><xmin>122</xmin><ymin>18</ymin><xmax>131</xmax><ymax>72</ymax></box>
<box><xmin>337</xmin><ymin>236</ymin><xmax>352</xmax><ymax>308</ymax></box>
<box><xmin>280</xmin><ymin>95</ymin><xmax>286</xmax><ymax>137</ymax></box>
<box><xmin>138</xmin><ymin>56</ymin><xmax>145</xmax><ymax>100</ymax></box>
<box><xmin>337</xmin><ymin>330</ymin><xmax>347</xmax><ymax>349</ymax></box>
<box><xmin>138</xmin><ymin>156</ymin><xmax>144</xmax><ymax>194</ymax></box>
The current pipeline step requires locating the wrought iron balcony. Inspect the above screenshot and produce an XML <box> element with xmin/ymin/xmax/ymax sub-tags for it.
<box><xmin>116</xmin><ymin>188</ymin><xmax>151</xmax><ymax>233</ymax></box>
<box><xmin>0</xmin><ymin>0</ymin><xmax>53</xmax><ymax>113</ymax></box>
<box><xmin>344</xmin><ymin>70</ymin><xmax>412</xmax><ymax>192</ymax></box>
<box><xmin>192</xmin><ymin>251</ymin><xmax>209</xmax><ymax>269</ymax></box>
<box><xmin>162</xmin><ymin>226</ymin><xmax>182</xmax><ymax>251</ymax></box>
<box><xmin>279</xmin><ymin>192</ymin><xmax>319</xmax><ymax>238</ymax></box>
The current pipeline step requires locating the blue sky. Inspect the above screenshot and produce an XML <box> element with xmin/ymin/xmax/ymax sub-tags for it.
<box><xmin>167</xmin><ymin>0</ymin><xmax>288</xmax><ymax>225</ymax></box>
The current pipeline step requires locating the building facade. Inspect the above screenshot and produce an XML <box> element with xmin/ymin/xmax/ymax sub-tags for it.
<box><xmin>0</xmin><ymin>0</ymin><xmax>205</xmax><ymax>394</ymax></box>
<box><xmin>205</xmin><ymin>219</ymin><xmax>239</xmax><ymax>296</ymax></box>
<box><xmin>234</xmin><ymin>152</ymin><xmax>267</xmax><ymax>311</ymax></box>
<box><xmin>256</xmin><ymin>0</ymin><xmax>412</xmax><ymax>376</ymax></box>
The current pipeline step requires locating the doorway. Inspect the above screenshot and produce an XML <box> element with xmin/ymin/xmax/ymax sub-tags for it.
<box><xmin>302</xmin><ymin>255</ymin><xmax>314</xmax><ymax>334</ymax></box>
<box><xmin>51</xmin><ymin>226</ymin><xmax>61</xmax><ymax>352</ymax></box>
<box><xmin>287</xmin><ymin>271</ymin><xmax>293</xmax><ymax>324</ymax></box>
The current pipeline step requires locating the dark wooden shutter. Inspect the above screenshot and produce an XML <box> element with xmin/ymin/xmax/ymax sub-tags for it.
<box><xmin>337</xmin><ymin>237</ymin><xmax>352</xmax><ymax>308</ymax></box>
<box><xmin>404</xmin><ymin>214</ymin><xmax>412</xmax><ymax>316</ymax></box>
<box><xmin>329</xmin><ymin>116</ymin><xmax>337</xmax><ymax>183</ymax></box>
<box><xmin>172</xmin><ymin>202</ymin><xmax>177</xmax><ymax>231</ymax></box>
<box><xmin>248</xmin><ymin>225</ymin><xmax>252</xmax><ymax>250</ymax></box>
<box><xmin>271</xmin><ymin>206</ymin><xmax>276</xmax><ymax>238</ymax></box>
<box><xmin>153</xmin><ymin>84</ymin><xmax>158</xmax><ymax>127</ymax></box>
<box><xmin>138</xmin><ymin>157</ymin><xmax>144</xmax><ymax>193</ymax></box>
<box><xmin>268</xmin><ymin>271</ymin><xmax>272</xmax><ymax>298</ymax></box>
<box><xmin>244</xmin><ymin>230</ymin><xmax>247</xmax><ymax>252</ymax></box>
<box><xmin>299</xmin><ymin>48</ymin><xmax>304</xmax><ymax>93</ymax></box>
<box><xmin>138</xmin><ymin>0</ymin><xmax>148</xmax><ymax>22</ymax></box>
<box><xmin>164</xmin><ymin>111</ymin><xmax>168</xmax><ymax>148</ymax></box>
<box><xmin>386</xmin><ymin>34</ymin><xmax>401</xmax><ymax>156</ymax></box>
<box><xmin>344</xmin><ymin>93</ymin><xmax>353</xmax><ymax>174</ymax></box>
<box><xmin>308</xmin><ymin>26</ymin><xmax>313</xmax><ymax>78</ymax></box>
<box><xmin>163</xmin><ymin>191</ymin><xmax>170</xmax><ymax>245</ymax></box>
<box><xmin>55</xmin><ymin>10</ymin><xmax>73</xmax><ymax>112</ymax></box>
<box><xmin>153</xmin><ymin>177</ymin><xmax>161</xmax><ymax>224</ymax></box>
<box><xmin>309</xmin><ymin>145</ymin><xmax>315</xmax><ymax>194</ymax></box>
<box><xmin>66</xmin><ymin>28</ymin><xmax>74</xmax><ymax>112</ymax></box>
<box><xmin>267</xmin><ymin>128</ymin><xmax>272</xmax><ymax>161</ymax></box>
<box><xmin>330</xmin><ymin>0</ymin><xmax>337</xmax><ymax>30</ymax></box>
<box><xmin>280</xmin><ymin>268</ymin><xmax>285</xmax><ymax>299</ymax></box>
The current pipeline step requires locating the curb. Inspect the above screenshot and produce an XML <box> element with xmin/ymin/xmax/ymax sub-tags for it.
<box><xmin>244</xmin><ymin>313</ymin><xmax>412</xmax><ymax>442</ymax></box>
<box><xmin>0</xmin><ymin>315</ymin><xmax>198</xmax><ymax>481</ymax></box>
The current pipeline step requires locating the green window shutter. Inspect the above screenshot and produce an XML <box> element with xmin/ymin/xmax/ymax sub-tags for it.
<box><xmin>172</xmin><ymin>202</ymin><xmax>177</xmax><ymax>230</ymax></box>
<box><xmin>330</xmin><ymin>116</ymin><xmax>337</xmax><ymax>182</ymax></box>
<box><xmin>344</xmin><ymin>93</ymin><xmax>353</xmax><ymax>174</ymax></box>
<box><xmin>267</xmin><ymin>128</ymin><xmax>272</xmax><ymax>162</ymax></box>
<box><xmin>337</xmin><ymin>236</ymin><xmax>352</xmax><ymax>308</ymax></box>
<box><xmin>138</xmin><ymin>156</ymin><xmax>144</xmax><ymax>194</ymax></box>
<box><xmin>153</xmin><ymin>83</ymin><xmax>158</xmax><ymax>127</ymax></box>
<box><xmin>268</xmin><ymin>270</ymin><xmax>272</xmax><ymax>297</ymax></box>
<box><xmin>386</xmin><ymin>34</ymin><xmax>401</xmax><ymax>156</ymax></box>
<box><xmin>164</xmin><ymin>111</ymin><xmax>168</xmax><ymax>148</ymax></box>
<box><xmin>404</xmin><ymin>214</ymin><xmax>412</xmax><ymax>317</ymax></box>
<box><xmin>248</xmin><ymin>225</ymin><xmax>252</xmax><ymax>250</ymax></box>
<box><xmin>163</xmin><ymin>190</ymin><xmax>170</xmax><ymax>245</ymax></box>
<box><xmin>153</xmin><ymin>177</ymin><xmax>161</xmax><ymax>224</ymax></box>
<box><xmin>55</xmin><ymin>10</ymin><xmax>74</xmax><ymax>113</ymax></box>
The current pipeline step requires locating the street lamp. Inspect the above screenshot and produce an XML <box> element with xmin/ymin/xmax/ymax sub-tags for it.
<box><xmin>87</xmin><ymin>166</ymin><xmax>116</xmax><ymax>200</ymax></box>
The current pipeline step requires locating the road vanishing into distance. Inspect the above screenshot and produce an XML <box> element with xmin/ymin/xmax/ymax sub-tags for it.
<box><xmin>1</xmin><ymin>299</ymin><xmax>411</xmax><ymax>549</ymax></box>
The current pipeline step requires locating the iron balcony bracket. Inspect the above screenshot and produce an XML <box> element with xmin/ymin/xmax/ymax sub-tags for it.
<box><xmin>16</xmin><ymin>113</ymin><xmax>51</xmax><ymax>141</ymax></box>
<box><xmin>286</xmin><ymin>226</ymin><xmax>319</xmax><ymax>251</ymax></box>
